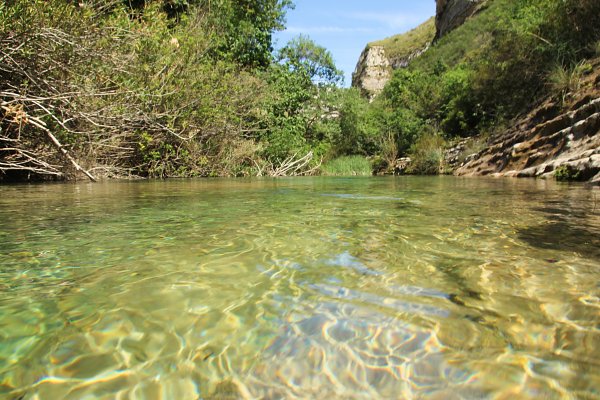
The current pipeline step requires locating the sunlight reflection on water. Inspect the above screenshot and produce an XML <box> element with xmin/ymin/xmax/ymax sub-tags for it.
<box><xmin>0</xmin><ymin>177</ymin><xmax>598</xmax><ymax>399</ymax></box>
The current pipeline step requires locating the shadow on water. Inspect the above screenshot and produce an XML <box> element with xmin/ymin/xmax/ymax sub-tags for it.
<box><xmin>517</xmin><ymin>222</ymin><xmax>600</xmax><ymax>261</ymax></box>
<box><xmin>516</xmin><ymin>192</ymin><xmax>600</xmax><ymax>261</ymax></box>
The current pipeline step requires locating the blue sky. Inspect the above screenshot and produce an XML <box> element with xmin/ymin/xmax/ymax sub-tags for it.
<box><xmin>273</xmin><ymin>1</ymin><xmax>436</xmax><ymax>86</ymax></box>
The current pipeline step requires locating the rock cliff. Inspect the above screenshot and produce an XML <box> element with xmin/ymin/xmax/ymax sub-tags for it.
<box><xmin>351</xmin><ymin>46</ymin><xmax>391</xmax><ymax>99</ymax></box>
<box><xmin>455</xmin><ymin>58</ymin><xmax>600</xmax><ymax>184</ymax></box>
<box><xmin>351</xmin><ymin>18</ymin><xmax>435</xmax><ymax>99</ymax></box>
<box><xmin>435</xmin><ymin>0</ymin><xmax>486</xmax><ymax>40</ymax></box>
<box><xmin>352</xmin><ymin>1</ymin><xmax>485</xmax><ymax>98</ymax></box>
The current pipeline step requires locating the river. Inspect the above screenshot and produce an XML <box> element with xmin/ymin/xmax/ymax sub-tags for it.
<box><xmin>0</xmin><ymin>177</ymin><xmax>599</xmax><ymax>399</ymax></box>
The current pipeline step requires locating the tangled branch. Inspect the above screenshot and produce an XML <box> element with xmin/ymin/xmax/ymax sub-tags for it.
<box><xmin>269</xmin><ymin>151</ymin><xmax>321</xmax><ymax>177</ymax></box>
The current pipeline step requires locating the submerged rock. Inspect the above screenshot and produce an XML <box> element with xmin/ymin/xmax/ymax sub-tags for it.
<box><xmin>210</xmin><ymin>379</ymin><xmax>249</xmax><ymax>399</ymax></box>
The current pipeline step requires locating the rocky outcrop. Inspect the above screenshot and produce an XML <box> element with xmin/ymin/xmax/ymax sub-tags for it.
<box><xmin>456</xmin><ymin>61</ymin><xmax>600</xmax><ymax>184</ymax></box>
<box><xmin>351</xmin><ymin>44</ymin><xmax>432</xmax><ymax>99</ymax></box>
<box><xmin>435</xmin><ymin>0</ymin><xmax>486</xmax><ymax>40</ymax></box>
<box><xmin>389</xmin><ymin>44</ymin><xmax>431</xmax><ymax>70</ymax></box>
<box><xmin>352</xmin><ymin>18</ymin><xmax>435</xmax><ymax>99</ymax></box>
<box><xmin>352</xmin><ymin>0</ymin><xmax>485</xmax><ymax>98</ymax></box>
<box><xmin>351</xmin><ymin>46</ymin><xmax>391</xmax><ymax>99</ymax></box>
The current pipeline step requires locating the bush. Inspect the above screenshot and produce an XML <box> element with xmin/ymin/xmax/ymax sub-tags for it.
<box><xmin>334</xmin><ymin>89</ymin><xmax>381</xmax><ymax>156</ymax></box>
<box><xmin>554</xmin><ymin>165</ymin><xmax>584</xmax><ymax>182</ymax></box>
<box><xmin>407</xmin><ymin>132</ymin><xmax>447</xmax><ymax>175</ymax></box>
<box><xmin>548</xmin><ymin>61</ymin><xmax>593</xmax><ymax>103</ymax></box>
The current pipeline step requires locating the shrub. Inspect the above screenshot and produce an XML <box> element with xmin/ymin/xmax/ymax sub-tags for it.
<box><xmin>334</xmin><ymin>89</ymin><xmax>381</xmax><ymax>156</ymax></box>
<box><xmin>554</xmin><ymin>165</ymin><xmax>584</xmax><ymax>182</ymax></box>
<box><xmin>407</xmin><ymin>131</ymin><xmax>447</xmax><ymax>175</ymax></box>
<box><xmin>548</xmin><ymin>61</ymin><xmax>594</xmax><ymax>103</ymax></box>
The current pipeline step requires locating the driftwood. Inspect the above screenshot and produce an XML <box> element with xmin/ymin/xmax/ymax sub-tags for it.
<box><xmin>30</xmin><ymin>118</ymin><xmax>97</xmax><ymax>182</ymax></box>
<box><xmin>269</xmin><ymin>151</ymin><xmax>321</xmax><ymax>177</ymax></box>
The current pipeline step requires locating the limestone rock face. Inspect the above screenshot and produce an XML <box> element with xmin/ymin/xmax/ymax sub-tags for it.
<box><xmin>435</xmin><ymin>0</ymin><xmax>485</xmax><ymax>40</ymax></box>
<box><xmin>455</xmin><ymin>98</ymin><xmax>600</xmax><ymax>183</ymax></box>
<box><xmin>351</xmin><ymin>46</ymin><xmax>391</xmax><ymax>99</ymax></box>
<box><xmin>351</xmin><ymin>41</ymin><xmax>431</xmax><ymax>100</ymax></box>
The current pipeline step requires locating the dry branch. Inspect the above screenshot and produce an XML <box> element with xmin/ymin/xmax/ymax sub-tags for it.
<box><xmin>9</xmin><ymin>108</ymin><xmax>96</xmax><ymax>181</ymax></box>
<box><xmin>270</xmin><ymin>151</ymin><xmax>319</xmax><ymax>177</ymax></box>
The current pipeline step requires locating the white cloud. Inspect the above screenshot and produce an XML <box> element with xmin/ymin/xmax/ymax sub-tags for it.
<box><xmin>346</xmin><ymin>12</ymin><xmax>423</xmax><ymax>30</ymax></box>
<box><xmin>285</xmin><ymin>26</ymin><xmax>375</xmax><ymax>34</ymax></box>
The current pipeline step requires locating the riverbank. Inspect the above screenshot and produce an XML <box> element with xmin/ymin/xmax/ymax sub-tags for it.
<box><xmin>454</xmin><ymin>57</ymin><xmax>600</xmax><ymax>184</ymax></box>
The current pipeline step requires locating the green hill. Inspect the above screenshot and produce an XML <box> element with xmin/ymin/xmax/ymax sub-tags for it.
<box><xmin>369</xmin><ymin>17</ymin><xmax>435</xmax><ymax>64</ymax></box>
<box><xmin>353</xmin><ymin>0</ymin><xmax>600</xmax><ymax>177</ymax></box>
<box><xmin>377</xmin><ymin>0</ymin><xmax>600</xmax><ymax>137</ymax></box>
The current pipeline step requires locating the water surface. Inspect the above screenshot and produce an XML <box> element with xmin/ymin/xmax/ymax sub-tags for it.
<box><xmin>0</xmin><ymin>177</ymin><xmax>599</xmax><ymax>399</ymax></box>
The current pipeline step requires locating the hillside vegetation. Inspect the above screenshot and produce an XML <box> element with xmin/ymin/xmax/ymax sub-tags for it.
<box><xmin>0</xmin><ymin>0</ymin><xmax>356</xmax><ymax>181</ymax></box>
<box><xmin>316</xmin><ymin>0</ymin><xmax>599</xmax><ymax>177</ymax></box>
<box><xmin>1</xmin><ymin>0</ymin><xmax>599</xmax><ymax>181</ymax></box>
<box><xmin>370</xmin><ymin>17</ymin><xmax>435</xmax><ymax>63</ymax></box>
<box><xmin>363</xmin><ymin>0</ymin><xmax>600</xmax><ymax>173</ymax></box>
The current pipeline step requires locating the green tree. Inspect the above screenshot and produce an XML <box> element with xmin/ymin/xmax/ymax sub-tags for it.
<box><xmin>258</xmin><ymin>36</ymin><xmax>344</xmax><ymax>164</ymax></box>
<box><xmin>277</xmin><ymin>34</ymin><xmax>343</xmax><ymax>85</ymax></box>
<box><xmin>212</xmin><ymin>0</ymin><xmax>294</xmax><ymax>69</ymax></box>
<box><xmin>335</xmin><ymin>89</ymin><xmax>379</xmax><ymax>156</ymax></box>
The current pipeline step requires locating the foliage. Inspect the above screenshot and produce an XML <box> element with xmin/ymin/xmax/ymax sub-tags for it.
<box><xmin>321</xmin><ymin>156</ymin><xmax>372</xmax><ymax>176</ymax></box>
<box><xmin>256</xmin><ymin>36</ymin><xmax>345</xmax><ymax>172</ymax></box>
<box><xmin>465</xmin><ymin>0</ymin><xmax>600</xmax><ymax>118</ymax></box>
<box><xmin>0</xmin><ymin>0</ymin><xmax>348</xmax><ymax>180</ymax></box>
<box><xmin>259</xmin><ymin>64</ymin><xmax>324</xmax><ymax>166</ymax></box>
<box><xmin>407</xmin><ymin>131</ymin><xmax>447</xmax><ymax>175</ymax></box>
<box><xmin>554</xmin><ymin>165</ymin><xmax>583</xmax><ymax>182</ymax></box>
<box><xmin>277</xmin><ymin>34</ymin><xmax>343</xmax><ymax>85</ymax></box>
<box><xmin>208</xmin><ymin>0</ymin><xmax>294</xmax><ymax>69</ymax></box>
<box><xmin>548</xmin><ymin>61</ymin><xmax>593</xmax><ymax>104</ymax></box>
<box><xmin>376</xmin><ymin>70</ymin><xmax>429</xmax><ymax>155</ymax></box>
<box><xmin>366</xmin><ymin>0</ymin><xmax>600</xmax><ymax>176</ymax></box>
<box><xmin>335</xmin><ymin>89</ymin><xmax>381</xmax><ymax>156</ymax></box>
<box><xmin>2</xmin><ymin>0</ymin><xmax>599</xmax><ymax>181</ymax></box>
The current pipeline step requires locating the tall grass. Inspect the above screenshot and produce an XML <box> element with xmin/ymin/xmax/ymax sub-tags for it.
<box><xmin>321</xmin><ymin>156</ymin><xmax>372</xmax><ymax>176</ymax></box>
<box><xmin>548</xmin><ymin>61</ymin><xmax>593</xmax><ymax>103</ymax></box>
<box><xmin>407</xmin><ymin>133</ymin><xmax>447</xmax><ymax>175</ymax></box>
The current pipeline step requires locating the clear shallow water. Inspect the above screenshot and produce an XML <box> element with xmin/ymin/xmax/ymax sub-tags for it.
<box><xmin>0</xmin><ymin>177</ymin><xmax>599</xmax><ymax>399</ymax></box>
